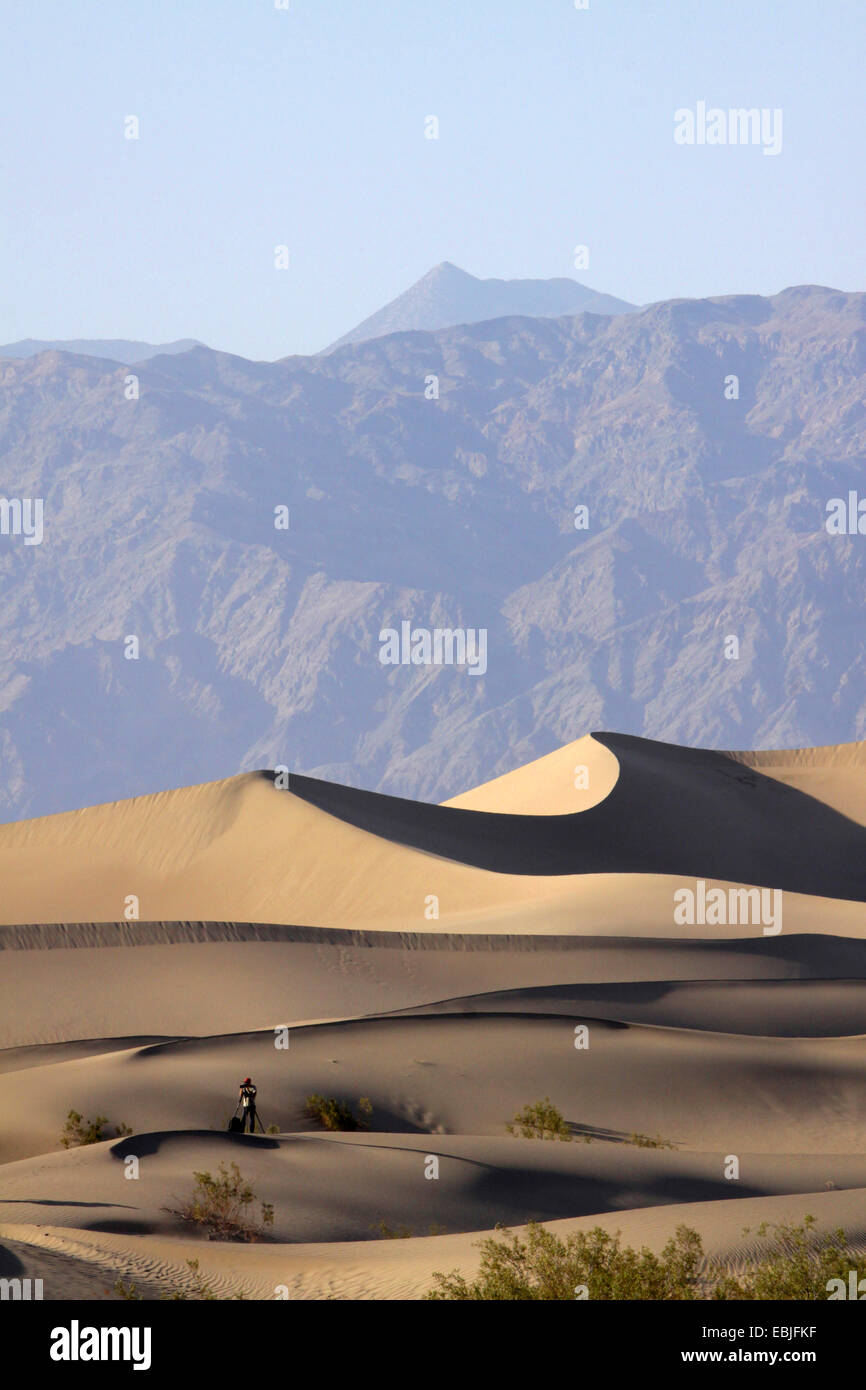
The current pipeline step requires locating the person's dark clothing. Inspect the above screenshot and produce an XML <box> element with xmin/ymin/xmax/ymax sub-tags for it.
<box><xmin>239</xmin><ymin>1083</ymin><xmax>258</xmax><ymax>1134</ymax></box>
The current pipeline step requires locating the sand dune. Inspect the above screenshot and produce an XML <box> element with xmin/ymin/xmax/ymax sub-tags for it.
<box><xmin>290</xmin><ymin>732</ymin><xmax>866</xmax><ymax>893</ymax></box>
<box><xmin>386</xmin><ymin>977</ymin><xmax>866</xmax><ymax>1036</ymax></box>
<box><xmin>9</xmin><ymin>931</ymin><xmax>866</xmax><ymax>1050</ymax></box>
<box><xmin>2</xmin><ymin>732</ymin><xmax>866</xmax><ymax>935</ymax></box>
<box><xmin>443</xmin><ymin>733</ymin><xmax>620</xmax><ymax>814</ymax></box>
<box><xmin>4</xmin><ymin>1009</ymin><xmax>866</xmax><ymax>1165</ymax></box>
<box><xmin>4</xmin><ymin>1130</ymin><xmax>866</xmax><ymax>1246</ymax></box>
<box><xmin>730</xmin><ymin>739</ymin><xmax>866</xmax><ymax>828</ymax></box>
<box><xmin>4</xmin><ymin>730</ymin><xmax>866</xmax><ymax>1299</ymax></box>
<box><xmin>3</xmin><ymin>1167</ymin><xmax>865</xmax><ymax>1302</ymax></box>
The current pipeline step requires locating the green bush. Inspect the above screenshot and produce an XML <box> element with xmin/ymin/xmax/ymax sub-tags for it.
<box><xmin>427</xmin><ymin>1216</ymin><xmax>865</xmax><ymax>1301</ymax></box>
<box><xmin>428</xmin><ymin>1221</ymin><xmax>702</xmax><ymax>1300</ymax></box>
<box><xmin>711</xmin><ymin>1218</ymin><xmax>858</xmax><ymax>1300</ymax></box>
<box><xmin>304</xmin><ymin>1094</ymin><xmax>372</xmax><ymax>1132</ymax></box>
<box><xmin>371</xmin><ymin>1220</ymin><xmax>446</xmax><ymax>1239</ymax></box>
<box><xmin>506</xmin><ymin>1098</ymin><xmax>571</xmax><ymax>1141</ymax></box>
<box><xmin>60</xmin><ymin>1111</ymin><xmax>133</xmax><ymax>1148</ymax></box>
<box><xmin>372</xmin><ymin>1220</ymin><xmax>414</xmax><ymax>1239</ymax></box>
<box><xmin>166</xmin><ymin>1162</ymin><xmax>275</xmax><ymax>1242</ymax></box>
<box><xmin>113</xmin><ymin>1279</ymin><xmax>143</xmax><ymax>1300</ymax></box>
<box><xmin>629</xmin><ymin>1132</ymin><xmax>675</xmax><ymax>1149</ymax></box>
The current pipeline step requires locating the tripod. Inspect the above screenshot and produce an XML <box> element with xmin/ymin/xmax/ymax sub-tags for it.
<box><xmin>234</xmin><ymin>1101</ymin><xmax>267</xmax><ymax>1134</ymax></box>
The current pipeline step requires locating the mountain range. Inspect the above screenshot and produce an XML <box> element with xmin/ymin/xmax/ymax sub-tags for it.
<box><xmin>0</xmin><ymin>265</ymin><xmax>633</xmax><ymax>365</ymax></box>
<box><xmin>0</xmin><ymin>337</ymin><xmax>203</xmax><ymax>364</ymax></box>
<box><xmin>0</xmin><ymin>282</ymin><xmax>864</xmax><ymax>820</ymax></box>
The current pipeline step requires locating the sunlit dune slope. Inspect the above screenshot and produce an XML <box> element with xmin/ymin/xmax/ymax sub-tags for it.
<box><xmin>442</xmin><ymin>733</ymin><xmax>619</xmax><ymax>814</ymax></box>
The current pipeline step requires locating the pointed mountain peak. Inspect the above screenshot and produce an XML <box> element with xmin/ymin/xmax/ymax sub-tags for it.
<box><xmin>323</xmin><ymin>264</ymin><xmax>636</xmax><ymax>352</ymax></box>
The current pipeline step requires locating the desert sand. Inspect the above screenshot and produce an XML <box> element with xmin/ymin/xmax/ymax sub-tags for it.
<box><xmin>2</xmin><ymin>731</ymin><xmax>866</xmax><ymax>1299</ymax></box>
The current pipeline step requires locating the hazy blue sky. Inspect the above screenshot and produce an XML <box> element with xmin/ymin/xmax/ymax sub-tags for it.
<box><xmin>1</xmin><ymin>0</ymin><xmax>863</xmax><ymax>359</ymax></box>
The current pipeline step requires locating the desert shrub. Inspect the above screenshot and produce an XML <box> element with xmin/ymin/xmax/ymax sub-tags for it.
<box><xmin>428</xmin><ymin>1221</ymin><xmax>702</xmax><ymax>1300</ymax></box>
<box><xmin>304</xmin><ymin>1094</ymin><xmax>371</xmax><ymax>1132</ymax></box>
<box><xmin>166</xmin><ymin>1162</ymin><xmax>275</xmax><ymax>1242</ymax></box>
<box><xmin>711</xmin><ymin>1218</ymin><xmax>860</xmax><ymax>1300</ymax></box>
<box><xmin>373</xmin><ymin>1220</ymin><xmax>414</xmax><ymax>1239</ymax></box>
<box><xmin>60</xmin><ymin>1111</ymin><xmax>133</xmax><ymax>1148</ymax></box>
<box><xmin>506</xmin><ymin>1098</ymin><xmax>571</xmax><ymax>1141</ymax></box>
<box><xmin>371</xmin><ymin>1219</ymin><xmax>446</xmax><ymax>1239</ymax></box>
<box><xmin>113</xmin><ymin>1279</ymin><xmax>143</xmax><ymax>1300</ymax></box>
<box><xmin>629</xmin><ymin>1132</ymin><xmax>675</xmax><ymax>1149</ymax></box>
<box><xmin>427</xmin><ymin>1216</ymin><xmax>866</xmax><ymax>1301</ymax></box>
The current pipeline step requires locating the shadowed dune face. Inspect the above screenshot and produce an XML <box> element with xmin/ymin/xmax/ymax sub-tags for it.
<box><xmin>289</xmin><ymin>732</ymin><xmax>866</xmax><ymax>897</ymax></box>
<box><xmin>729</xmin><ymin>740</ymin><xmax>866</xmax><ymax>829</ymax></box>
<box><xmin>381</xmin><ymin>977</ymin><xmax>866</xmax><ymax>1038</ymax></box>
